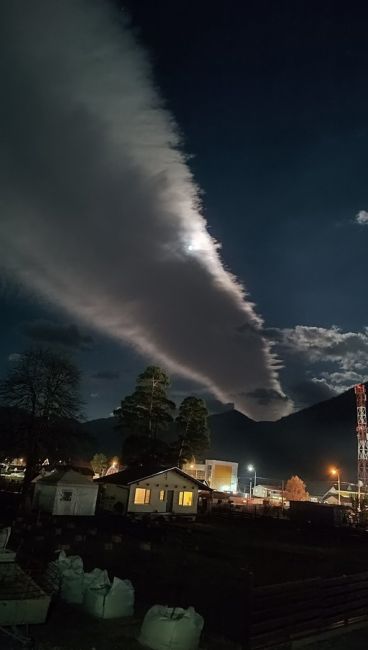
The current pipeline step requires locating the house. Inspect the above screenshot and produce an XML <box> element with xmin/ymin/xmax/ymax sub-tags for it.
<box><xmin>322</xmin><ymin>483</ymin><xmax>359</xmax><ymax>507</ymax></box>
<box><xmin>183</xmin><ymin>459</ymin><xmax>238</xmax><ymax>492</ymax></box>
<box><xmin>32</xmin><ymin>468</ymin><xmax>98</xmax><ymax>515</ymax></box>
<box><xmin>252</xmin><ymin>484</ymin><xmax>283</xmax><ymax>502</ymax></box>
<box><xmin>96</xmin><ymin>466</ymin><xmax>211</xmax><ymax>518</ymax></box>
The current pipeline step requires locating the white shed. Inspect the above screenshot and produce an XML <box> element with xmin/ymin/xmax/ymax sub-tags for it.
<box><xmin>96</xmin><ymin>466</ymin><xmax>210</xmax><ymax>518</ymax></box>
<box><xmin>33</xmin><ymin>468</ymin><xmax>98</xmax><ymax>516</ymax></box>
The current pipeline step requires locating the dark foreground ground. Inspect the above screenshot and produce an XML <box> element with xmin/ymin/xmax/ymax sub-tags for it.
<box><xmin>3</xmin><ymin>505</ymin><xmax>368</xmax><ymax>648</ymax></box>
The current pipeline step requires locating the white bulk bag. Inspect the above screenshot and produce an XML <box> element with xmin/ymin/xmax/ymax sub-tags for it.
<box><xmin>83</xmin><ymin>568</ymin><xmax>110</xmax><ymax>593</ymax></box>
<box><xmin>45</xmin><ymin>551</ymin><xmax>83</xmax><ymax>592</ymax></box>
<box><xmin>139</xmin><ymin>606</ymin><xmax>204</xmax><ymax>650</ymax></box>
<box><xmin>61</xmin><ymin>568</ymin><xmax>84</xmax><ymax>604</ymax></box>
<box><xmin>55</xmin><ymin>550</ymin><xmax>83</xmax><ymax>575</ymax></box>
<box><xmin>84</xmin><ymin>577</ymin><xmax>134</xmax><ymax>619</ymax></box>
<box><xmin>60</xmin><ymin>555</ymin><xmax>84</xmax><ymax>604</ymax></box>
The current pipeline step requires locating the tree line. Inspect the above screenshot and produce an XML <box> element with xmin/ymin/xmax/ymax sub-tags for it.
<box><xmin>0</xmin><ymin>349</ymin><xmax>210</xmax><ymax>495</ymax></box>
<box><xmin>114</xmin><ymin>365</ymin><xmax>210</xmax><ymax>469</ymax></box>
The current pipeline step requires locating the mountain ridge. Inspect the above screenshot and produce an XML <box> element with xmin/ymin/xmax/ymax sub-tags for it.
<box><xmin>82</xmin><ymin>386</ymin><xmax>360</xmax><ymax>481</ymax></box>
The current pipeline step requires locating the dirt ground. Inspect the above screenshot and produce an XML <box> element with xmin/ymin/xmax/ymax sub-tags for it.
<box><xmin>1</xmin><ymin>601</ymin><xmax>240</xmax><ymax>650</ymax></box>
<box><xmin>4</xmin><ymin>511</ymin><xmax>368</xmax><ymax>648</ymax></box>
<box><xmin>31</xmin><ymin>601</ymin><xmax>242</xmax><ymax>650</ymax></box>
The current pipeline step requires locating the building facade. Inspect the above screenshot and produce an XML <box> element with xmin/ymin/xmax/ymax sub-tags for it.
<box><xmin>252</xmin><ymin>484</ymin><xmax>283</xmax><ymax>502</ymax></box>
<box><xmin>183</xmin><ymin>459</ymin><xmax>238</xmax><ymax>492</ymax></box>
<box><xmin>33</xmin><ymin>468</ymin><xmax>98</xmax><ymax>516</ymax></box>
<box><xmin>322</xmin><ymin>484</ymin><xmax>359</xmax><ymax>507</ymax></box>
<box><xmin>97</xmin><ymin>466</ymin><xmax>210</xmax><ymax>517</ymax></box>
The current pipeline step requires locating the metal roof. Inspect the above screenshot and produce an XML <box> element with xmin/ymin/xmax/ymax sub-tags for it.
<box><xmin>94</xmin><ymin>465</ymin><xmax>211</xmax><ymax>490</ymax></box>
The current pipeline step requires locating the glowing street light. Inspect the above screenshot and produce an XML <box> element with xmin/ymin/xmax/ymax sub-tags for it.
<box><xmin>330</xmin><ymin>467</ymin><xmax>341</xmax><ymax>505</ymax></box>
<box><xmin>247</xmin><ymin>464</ymin><xmax>256</xmax><ymax>486</ymax></box>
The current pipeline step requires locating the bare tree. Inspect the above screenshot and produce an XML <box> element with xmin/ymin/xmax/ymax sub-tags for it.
<box><xmin>0</xmin><ymin>348</ymin><xmax>82</xmax><ymax>496</ymax></box>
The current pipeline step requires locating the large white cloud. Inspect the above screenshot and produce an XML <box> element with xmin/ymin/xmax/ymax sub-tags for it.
<box><xmin>268</xmin><ymin>325</ymin><xmax>368</xmax><ymax>401</ymax></box>
<box><xmin>0</xmin><ymin>0</ymin><xmax>290</xmax><ymax>420</ymax></box>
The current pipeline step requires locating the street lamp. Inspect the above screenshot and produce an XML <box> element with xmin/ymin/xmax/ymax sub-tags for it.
<box><xmin>247</xmin><ymin>464</ymin><xmax>256</xmax><ymax>498</ymax></box>
<box><xmin>330</xmin><ymin>467</ymin><xmax>341</xmax><ymax>506</ymax></box>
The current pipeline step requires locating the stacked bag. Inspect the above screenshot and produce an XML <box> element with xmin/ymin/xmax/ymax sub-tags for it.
<box><xmin>45</xmin><ymin>551</ymin><xmax>134</xmax><ymax>618</ymax></box>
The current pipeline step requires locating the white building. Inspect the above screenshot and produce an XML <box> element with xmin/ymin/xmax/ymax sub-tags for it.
<box><xmin>183</xmin><ymin>459</ymin><xmax>238</xmax><ymax>492</ymax></box>
<box><xmin>252</xmin><ymin>484</ymin><xmax>283</xmax><ymax>502</ymax></box>
<box><xmin>32</xmin><ymin>468</ymin><xmax>98</xmax><ymax>516</ymax></box>
<box><xmin>322</xmin><ymin>483</ymin><xmax>358</xmax><ymax>507</ymax></box>
<box><xmin>96</xmin><ymin>466</ymin><xmax>210</xmax><ymax>518</ymax></box>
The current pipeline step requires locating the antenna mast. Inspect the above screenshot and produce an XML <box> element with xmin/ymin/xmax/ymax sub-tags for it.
<box><xmin>355</xmin><ymin>384</ymin><xmax>368</xmax><ymax>489</ymax></box>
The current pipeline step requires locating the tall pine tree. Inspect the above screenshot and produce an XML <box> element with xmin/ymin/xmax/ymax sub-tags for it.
<box><xmin>115</xmin><ymin>366</ymin><xmax>175</xmax><ymax>466</ymax></box>
<box><xmin>175</xmin><ymin>396</ymin><xmax>210</xmax><ymax>467</ymax></box>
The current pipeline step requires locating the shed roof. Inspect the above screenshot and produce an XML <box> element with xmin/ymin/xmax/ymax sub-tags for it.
<box><xmin>95</xmin><ymin>465</ymin><xmax>211</xmax><ymax>490</ymax></box>
<box><xmin>33</xmin><ymin>468</ymin><xmax>96</xmax><ymax>487</ymax></box>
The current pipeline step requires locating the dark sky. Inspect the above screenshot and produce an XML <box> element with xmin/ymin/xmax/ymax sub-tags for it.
<box><xmin>1</xmin><ymin>0</ymin><xmax>368</xmax><ymax>419</ymax></box>
<box><xmin>123</xmin><ymin>0</ymin><xmax>368</xmax><ymax>328</ymax></box>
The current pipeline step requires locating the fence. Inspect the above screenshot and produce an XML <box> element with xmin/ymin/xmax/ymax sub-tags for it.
<box><xmin>248</xmin><ymin>570</ymin><xmax>368</xmax><ymax>648</ymax></box>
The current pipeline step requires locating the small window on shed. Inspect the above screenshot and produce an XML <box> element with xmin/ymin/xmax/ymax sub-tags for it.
<box><xmin>61</xmin><ymin>490</ymin><xmax>72</xmax><ymax>502</ymax></box>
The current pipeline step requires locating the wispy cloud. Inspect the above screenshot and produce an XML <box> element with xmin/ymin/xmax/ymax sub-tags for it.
<box><xmin>355</xmin><ymin>210</ymin><xmax>368</xmax><ymax>225</ymax></box>
<box><xmin>0</xmin><ymin>0</ymin><xmax>290</xmax><ymax>420</ymax></box>
<box><xmin>23</xmin><ymin>320</ymin><xmax>93</xmax><ymax>350</ymax></box>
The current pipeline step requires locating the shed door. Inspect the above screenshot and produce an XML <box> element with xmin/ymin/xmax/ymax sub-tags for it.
<box><xmin>166</xmin><ymin>490</ymin><xmax>174</xmax><ymax>512</ymax></box>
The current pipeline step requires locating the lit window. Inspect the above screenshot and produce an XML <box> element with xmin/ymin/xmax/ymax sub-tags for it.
<box><xmin>134</xmin><ymin>488</ymin><xmax>151</xmax><ymax>504</ymax></box>
<box><xmin>159</xmin><ymin>490</ymin><xmax>165</xmax><ymax>501</ymax></box>
<box><xmin>178</xmin><ymin>491</ymin><xmax>193</xmax><ymax>507</ymax></box>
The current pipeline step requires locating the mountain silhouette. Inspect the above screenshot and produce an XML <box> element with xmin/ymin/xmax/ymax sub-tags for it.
<box><xmin>82</xmin><ymin>386</ymin><xmax>360</xmax><ymax>482</ymax></box>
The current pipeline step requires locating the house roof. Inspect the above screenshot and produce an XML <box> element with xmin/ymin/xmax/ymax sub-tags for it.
<box><xmin>33</xmin><ymin>468</ymin><xmax>96</xmax><ymax>487</ymax></box>
<box><xmin>254</xmin><ymin>484</ymin><xmax>282</xmax><ymax>491</ymax></box>
<box><xmin>322</xmin><ymin>485</ymin><xmax>359</xmax><ymax>500</ymax></box>
<box><xmin>95</xmin><ymin>465</ymin><xmax>212</xmax><ymax>490</ymax></box>
<box><xmin>323</xmin><ymin>494</ymin><xmax>354</xmax><ymax>506</ymax></box>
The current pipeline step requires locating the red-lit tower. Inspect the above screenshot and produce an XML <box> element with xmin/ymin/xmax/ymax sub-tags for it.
<box><xmin>355</xmin><ymin>384</ymin><xmax>368</xmax><ymax>489</ymax></box>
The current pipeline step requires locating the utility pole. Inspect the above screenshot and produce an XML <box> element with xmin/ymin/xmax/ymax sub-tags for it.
<box><xmin>355</xmin><ymin>384</ymin><xmax>368</xmax><ymax>490</ymax></box>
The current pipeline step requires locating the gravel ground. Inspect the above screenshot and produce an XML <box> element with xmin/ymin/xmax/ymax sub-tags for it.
<box><xmin>304</xmin><ymin>625</ymin><xmax>368</xmax><ymax>650</ymax></box>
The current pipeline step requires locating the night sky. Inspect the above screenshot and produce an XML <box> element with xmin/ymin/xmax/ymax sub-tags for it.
<box><xmin>1</xmin><ymin>0</ymin><xmax>368</xmax><ymax>420</ymax></box>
